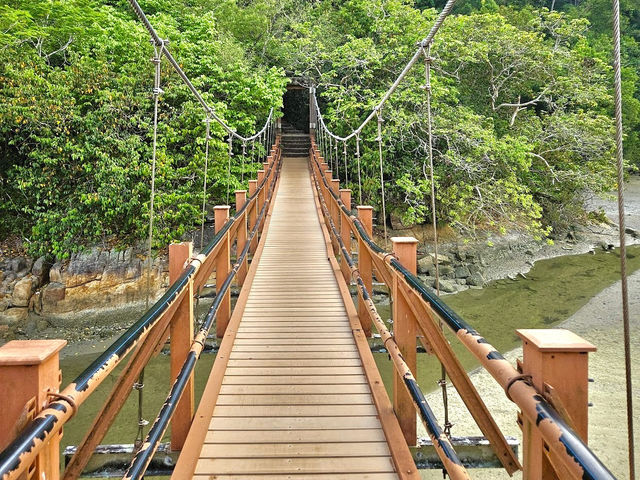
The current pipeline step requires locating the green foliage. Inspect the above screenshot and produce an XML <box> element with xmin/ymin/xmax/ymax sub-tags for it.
<box><xmin>0</xmin><ymin>0</ymin><xmax>286</xmax><ymax>257</ymax></box>
<box><xmin>1</xmin><ymin>0</ymin><xmax>635</xmax><ymax>255</ymax></box>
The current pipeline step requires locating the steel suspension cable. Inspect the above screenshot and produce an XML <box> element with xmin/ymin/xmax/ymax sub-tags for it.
<box><xmin>343</xmin><ymin>141</ymin><xmax>349</xmax><ymax>184</ymax></box>
<box><xmin>200</xmin><ymin>116</ymin><xmax>211</xmax><ymax>249</ymax></box>
<box><xmin>312</xmin><ymin>0</ymin><xmax>458</xmax><ymax>144</ymax></box>
<box><xmin>335</xmin><ymin>137</ymin><xmax>339</xmax><ymax>179</ymax></box>
<box><xmin>241</xmin><ymin>141</ymin><xmax>247</xmax><ymax>183</ymax></box>
<box><xmin>376</xmin><ymin>109</ymin><xmax>388</xmax><ymax>246</ymax></box>
<box><xmin>126</xmin><ymin>0</ymin><xmax>274</xmax><ymax>143</ymax></box>
<box><xmin>612</xmin><ymin>0</ymin><xmax>636</xmax><ymax>477</ymax></box>
<box><xmin>356</xmin><ymin>133</ymin><xmax>363</xmax><ymax>204</ymax></box>
<box><xmin>227</xmin><ymin>134</ymin><xmax>233</xmax><ymax>205</ymax></box>
<box><xmin>423</xmin><ymin>44</ymin><xmax>452</xmax><ymax>440</ymax></box>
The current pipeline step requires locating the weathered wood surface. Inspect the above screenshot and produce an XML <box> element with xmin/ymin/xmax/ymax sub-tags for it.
<box><xmin>188</xmin><ymin>155</ymin><xmax>400</xmax><ymax>478</ymax></box>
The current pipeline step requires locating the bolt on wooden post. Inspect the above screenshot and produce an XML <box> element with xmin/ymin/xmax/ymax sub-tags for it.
<box><xmin>339</xmin><ymin>189</ymin><xmax>352</xmax><ymax>284</ymax></box>
<box><xmin>392</xmin><ymin>236</ymin><xmax>419</xmax><ymax>446</ymax></box>
<box><xmin>516</xmin><ymin>329</ymin><xmax>596</xmax><ymax>480</ymax></box>
<box><xmin>235</xmin><ymin>190</ymin><xmax>248</xmax><ymax>286</ymax></box>
<box><xmin>356</xmin><ymin>206</ymin><xmax>374</xmax><ymax>337</ymax></box>
<box><xmin>0</xmin><ymin>339</ymin><xmax>67</xmax><ymax>480</ymax></box>
<box><xmin>168</xmin><ymin>242</ymin><xmax>194</xmax><ymax>451</ymax></box>
<box><xmin>214</xmin><ymin>206</ymin><xmax>231</xmax><ymax>338</ymax></box>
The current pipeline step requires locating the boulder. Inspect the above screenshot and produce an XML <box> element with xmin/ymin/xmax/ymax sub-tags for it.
<box><xmin>418</xmin><ymin>275</ymin><xmax>436</xmax><ymax>288</ymax></box>
<box><xmin>49</xmin><ymin>262</ymin><xmax>64</xmax><ymax>283</ymax></box>
<box><xmin>438</xmin><ymin>279</ymin><xmax>457</xmax><ymax>293</ymax></box>
<box><xmin>430</xmin><ymin>253</ymin><xmax>452</xmax><ymax>265</ymax></box>
<box><xmin>467</xmin><ymin>273</ymin><xmax>485</xmax><ymax>287</ymax></box>
<box><xmin>32</xmin><ymin>256</ymin><xmax>52</xmax><ymax>283</ymax></box>
<box><xmin>456</xmin><ymin>278</ymin><xmax>467</xmax><ymax>285</ymax></box>
<box><xmin>454</xmin><ymin>266</ymin><xmax>471</xmax><ymax>279</ymax></box>
<box><xmin>42</xmin><ymin>282</ymin><xmax>66</xmax><ymax>305</ymax></box>
<box><xmin>2</xmin><ymin>307</ymin><xmax>28</xmax><ymax>322</ymax></box>
<box><xmin>417</xmin><ymin>256</ymin><xmax>434</xmax><ymax>274</ymax></box>
<box><xmin>12</xmin><ymin>275</ymin><xmax>36</xmax><ymax>307</ymax></box>
<box><xmin>468</xmin><ymin>264</ymin><xmax>481</xmax><ymax>275</ymax></box>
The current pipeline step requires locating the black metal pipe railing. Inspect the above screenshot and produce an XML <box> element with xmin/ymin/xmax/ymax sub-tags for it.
<box><xmin>309</xmin><ymin>143</ymin><xmax>616</xmax><ymax>480</ymax></box>
<box><xmin>0</xmin><ymin>142</ymin><xmax>281</xmax><ymax>480</ymax></box>
<box><xmin>123</xmin><ymin>155</ymin><xmax>280</xmax><ymax>480</ymax></box>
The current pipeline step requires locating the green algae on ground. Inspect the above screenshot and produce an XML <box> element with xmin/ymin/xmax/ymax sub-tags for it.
<box><xmin>374</xmin><ymin>245</ymin><xmax>640</xmax><ymax>396</ymax></box>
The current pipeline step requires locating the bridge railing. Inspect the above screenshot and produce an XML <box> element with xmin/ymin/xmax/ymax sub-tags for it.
<box><xmin>0</xmin><ymin>138</ymin><xmax>282</xmax><ymax>480</ymax></box>
<box><xmin>308</xmin><ymin>138</ymin><xmax>616</xmax><ymax>480</ymax></box>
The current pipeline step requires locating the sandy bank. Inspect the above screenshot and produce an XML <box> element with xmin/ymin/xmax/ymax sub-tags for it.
<box><xmin>419</xmin><ymin>270</ymin><xmax>640</xmax><ymax>479</ymax></box>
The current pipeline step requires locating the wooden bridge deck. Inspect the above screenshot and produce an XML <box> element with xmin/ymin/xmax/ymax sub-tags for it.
<box><xmin>173</xmin><ymin>153</ymin><xmax>413</xmax><ymax>479</ymax></box>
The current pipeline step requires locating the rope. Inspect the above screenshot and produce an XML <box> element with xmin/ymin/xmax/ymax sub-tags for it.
<box><xmin>335</xmin><ymin>137</ymin><xmax>339</xmax><ymax>179</ymax></box>
<box><xmin>200</xmin><ymin>116</ymin><xmax>211</xmax><ymax>249</ymax></box>
<box><xmin>376</xmin><ymin>109</ymin><xmax>388</xmax><ymax>246</ymax></box>
<box><xmin>227</xmin><ymin>134</ymin><xmax>233</xmax><ymax>205</ymax></box>
<box><xmin>343</xmin><ymin>141</ymin><xmax>349</xmax><ymax>184</ymax></box>
<box><xmin>423</xmin><ymin>43</ymin><xmax>451</xmax><ymax>439</ymax></box>
<box><xmin>312</xmin><ymin>0</ymin><xmax>458</xmax><ymax>144</ymax></box>
<box><xmin>612</xmin><ymin>0</ymin><xmax>636</xmax><ymax>476</ymax></box>
<box><xmin>139</xmin><ymin>40</ymin><xmax>163</xmax><ymax>452</ymax></box>
<box><xmin>356</xmin><ymin>133</ymin><xmax>363</xmax><ymax>204</ymax></box>
<box><xmin>241</xmin><ymin>141</ymin><xmax>247</xmax><ymax>183</ymax></box>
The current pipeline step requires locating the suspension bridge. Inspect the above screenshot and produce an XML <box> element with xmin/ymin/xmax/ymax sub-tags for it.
<box><xmin>0</xmin><ymin>0</ymin><xmax>635</xmax><ymax>478</ymax></box>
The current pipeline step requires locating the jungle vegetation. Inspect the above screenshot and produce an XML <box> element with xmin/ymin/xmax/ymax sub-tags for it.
<box><xmin>0</xmin><ymin>0</ymin><xmax>638</xmax><ymax>256</ymax></box>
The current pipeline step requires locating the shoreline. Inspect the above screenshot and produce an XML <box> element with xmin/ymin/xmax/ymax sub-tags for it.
<box><xmin>419</xmin><ymin>270</ymin><xmax>640</xmax><ymax>479</ymax></box>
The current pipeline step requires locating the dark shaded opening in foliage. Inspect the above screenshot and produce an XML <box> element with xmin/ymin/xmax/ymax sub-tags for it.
<box><xmin>283</xmin><ymin>87</ymin><xmax>310</xmax><ymax>132</ymax></box>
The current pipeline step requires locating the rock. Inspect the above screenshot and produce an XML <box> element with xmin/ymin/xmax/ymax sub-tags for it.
<box><xmin>32</xmin><ymin>256</ymin><xmax>52</xmax><ymax>282</ymax></box>
<box><xmin>456</xmin><ymin>278</ymin><xmax>467</xmax><ymax>285</ymax></box>
<box><xmin>2</xmin><ymin>307</ymin><xmax>28</xmax><ymax>322</ymax></box>
<box><xmin>454</xmin><ymin>266</ymin><xmax>471</xmax><ymax>279</ymax></box>
<box><xmin>417</xmin><ymin>256</ymin><xmax>434</xmax><ymax>274</ymax></box>
<box><xmin>49</xmin><ymin>262</ymin><xmax>64</xmax><ymax>283</ymax></box>
<box><xmin>438</xmin><ymin>279</ymin><xmax>457</xmax><ymax>293</ymax></box>
<box><xmin>42</xmin><ymin>283</ymin><xmax>66</xmax><ymax>305</ymax></box>
<box><xmin>439</xmin><ymin>265</ymin><xmax>454</xmax><ymax>278</ymax></box>
<box><xmin>11</xmin><ymin>276</ymin><xmax>36</xmax><ymax>307</ymax></box>
<box><xmin>9</xmin><ymin>257</ymin><xmax>30</xmax><ymax>273</ymax></box>
<box><xmin>430</xmin><ymin>253</ymin><xmax>452</xmax><ymax>265</ymax></box>
<box><xmin>468</xmin><ymin>264</ymin><xmax>481</xmax><ymax>275</ymax></box>
<box><xmin>0</xmin><ymin>271</ymin><xmax>3</xmax><ymax>283</ymax></box>
<box><xmin>467</xmin><ymin>273</ymin><xmax>485</xmax><ymax>287</ymax></box>
<box><xmin>418</xmin><ymin>275</ymin><xmax>436</xmax><ymax>287</ymax></box>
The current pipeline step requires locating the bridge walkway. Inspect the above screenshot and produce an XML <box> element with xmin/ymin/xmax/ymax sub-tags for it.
<box><xmin>173</xmin><ymin>145</ymin><xmax>416</xmax><ymax>479</ymax></box>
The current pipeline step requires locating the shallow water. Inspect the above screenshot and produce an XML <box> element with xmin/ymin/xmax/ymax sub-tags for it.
<box><xmin>56</xmin><ymin>245</ymin><xmax>640</xmax><ymax>477</ymax></box>
<box><xmin>373</xmin><ymin>245</ymin><xmax>640</xmax><ymax>395</ymax></box>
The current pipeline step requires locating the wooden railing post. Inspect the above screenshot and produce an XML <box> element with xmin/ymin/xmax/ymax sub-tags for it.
<box><xmin>391</xmin><ymin>236</ymin><xmax>418</xmax><ymax>447</ymax></box>
<box><xmin>214</xmin><ymin>206</ymin><xmax>231</xmax><ymax>338</ymax></box>
<box><xmin>168</xmin><ymin>242</ymin><xmax>194</xmax><ymax>451</ymax></box>
<box><xmin>357</xmin><ymin>206</ymin><xmax>374</xmax><ymax>337</ymax></box>
<box><xmin>516</xmin><ymin>329</ymin><xmax>596</xmax><ymax>480</ymax></box>
<box><xmin>331</xmin><ymin>179</ymin><xmax>340</xmax><ymax>226</ymax></box>
<box><xmin>0</xmin><ymin>339</ymin><xmax>66</xmax><ymax>480</ymax></box>
<box><xmin>339</xmin><ymin>189</ymin><xmax>352</xmax><ymax>284</ymax></box>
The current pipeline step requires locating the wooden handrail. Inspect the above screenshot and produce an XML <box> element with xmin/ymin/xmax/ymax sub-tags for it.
<box><xmin>0</xmin><ymin>139</ymin><xmax>283</xmax><ymax>480</ymax></box>
<box><xmin>308</xmin><ymin>138</ymin><xmax>615</xmax><ymax>480</ymax></box>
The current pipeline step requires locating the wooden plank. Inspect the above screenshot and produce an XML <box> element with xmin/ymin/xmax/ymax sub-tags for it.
<box><xmin>221</xmin><ymin>375</ymin><xmax>368</xmax><ymax>385</ymax></box>
<box><xmin>199</xmin><ymin>442</ymin><xmax>391</xmax><ymax>458</ymax></box>
<box><xmin>234</xmin><ymin>332</ymin><xmax>353</xmax><ymax>339</ymax></box>
<box><xmin>229</xmin><ymin>351</ymin><xmax>360</xmax><ymax>359</ymax></box>
<box><xmin>232</xmin><ymin>338</ymin><xmax>355</xmax><ymax>345</ymax></box>
<box><xmin>194</xmin><ymin>456</ymin><xmax>396</xmax><ymax>475</ymax></box>
<box><xmin>231</xmin><ymin>345</ymin><xmax>358</xmax><ymax>352</ymax></box>
<box><xmin>216</xmin><ymin>394</ymin><xmax>373</xmax><ymax>405</ymax></box>
<box><xmin>226</xmin><ymin>359</ymin><xmax>361</xmax><ymax>367</ymax></box>
<box><xmin>194</xmin><ymin>474</ymin><xmax>397</xmax><ymax>480</ymax></box>
<box><xmin>212</xmin><ymin>404</ymin><xmax>378</xmax><ymax>417</ymax></box>
<box><xmin>219</xmin><ymin>384</ymin><xmax>371</xmax><ymax>395</ymax></box>
<box><xmin>204</xmin><ymin>429</ymin><xmax>386</xmax><ymax>444</ymax></box>
<box><xmin>224</xmin><ymin>367</ymin><xmax>364</xmax><ymax>376</ymax></box>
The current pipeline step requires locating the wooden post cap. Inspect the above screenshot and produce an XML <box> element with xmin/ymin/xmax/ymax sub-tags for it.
<box><xmin>516</xmin><ymin>329</ymin><xmax>596</xmax><ymax>352</ymax></box>
<box><xmin>0</xmin><ymin>340</ymin><xmax>66</xmax><ymax>366</ymax></box>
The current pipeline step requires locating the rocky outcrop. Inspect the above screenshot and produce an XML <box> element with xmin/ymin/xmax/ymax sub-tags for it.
<box><xmin>0</xmin><ymin>248</ymin><xmax>166</xmax><ymax>324</ymax></box>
